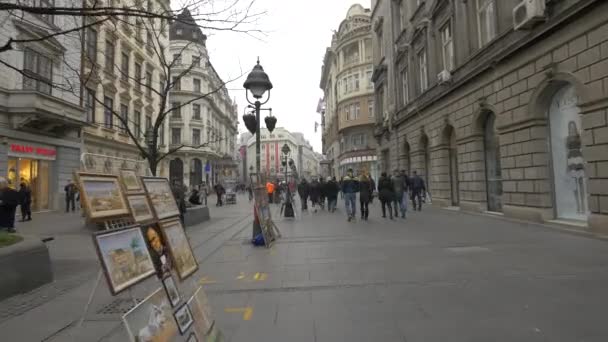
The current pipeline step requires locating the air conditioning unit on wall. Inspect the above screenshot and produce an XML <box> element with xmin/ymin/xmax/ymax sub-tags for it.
<box><xmin>437</xmin><ymin>70</ymin><xmax>451</xmax><ymax>84</ymax></box>
<box><xmin>513</xmin><ymin>0</ymin><xmax>546</xmax><ymax>30</ymax></box>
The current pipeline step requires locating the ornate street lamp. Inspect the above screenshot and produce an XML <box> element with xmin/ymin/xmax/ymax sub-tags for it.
<box><xmin>281</xmin><ymin>144</ymin><xmax>294</xmax><ymax>218</ymax></box>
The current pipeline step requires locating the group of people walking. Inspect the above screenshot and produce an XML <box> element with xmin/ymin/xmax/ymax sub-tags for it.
<box><xmin>294</xmin><ymin>168</ymin><xmax>427</xmax><ymax>222</ymax></box>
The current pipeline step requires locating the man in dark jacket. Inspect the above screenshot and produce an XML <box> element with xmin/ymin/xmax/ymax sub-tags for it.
<box><xmin>64</xmin><ymin>180</ymin><xmax>77</xmax><ymax>212</ymax></box>
<box><xmin>325</xmin><ymin>177</ymin><xmax>340</xmax><ymax>212</ymax></box>
<box><xmin>297</xmin><ymin>179</ymin><xmax>310</xmax><ymax>210</ymax></box>
<box><xmin>19</xmin><ymin>182</ymin><xmax>32</xmax><ymax>221</ymax></box>
<box><xmin>172</xmin><ymin>181</ymin><xmax>187</xmax><ymax>224</ymax></box>
<box><xmin>0</xmin><ymin>177</ymin><xmax>19</xmax><ymax>232</ymax></box>
<box><xmin>319</xmin><ymin>178</ymin><xmax>326</xmax><ymax>210</ymax></box>
<box><xmin>309</xmin><ymin>178</ymin><xmax>321</xmax><ymax>213</ymax></box>
<box><xmin>378</xmin><ymin>172</ymin><xmax>395</xmax><ymax>219</ymax></box>
<box><xmin>410</xmin><ymin>171</ymin><xmax>427</xmax><ymax>211</ymax></box>
<box><xmin>341</xmin><ymin>169</ymin><xmax>359</xmax><ymax>222</ymax></box>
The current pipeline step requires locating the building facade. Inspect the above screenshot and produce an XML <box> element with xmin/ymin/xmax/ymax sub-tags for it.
<box><xmin>320</xmin><ymin>4</ymin><xmax>379</xmax><ymax>180</ymax></box>
<box><xmin>81</xmin><ymin>0</ymin><xmax>171</xmax><ymax>177</ymax></box>
<box><xmin>0</xmin><ymin>1</ymin><xmax>85</xmax><ymax>211</ymax></box>
<box><xmin>371</xmin><ymin>0</ymin><xmax>608</xmax><ymax>231</ymax></box>
<box><xmin>246</xmin><ymin>128</ymin><xmax>320</xmax><ymax>181</ymax></box>
<box><xmin>167</xmin><ymin>10</ymin><xmax>239</xmax><ymax>189</ymax></box>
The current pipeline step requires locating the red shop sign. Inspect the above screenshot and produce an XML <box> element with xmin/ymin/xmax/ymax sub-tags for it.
<box><xmin>10</xmin><ymin>144</ymin><xmax>57</xmax><ymax>158</ymax></box>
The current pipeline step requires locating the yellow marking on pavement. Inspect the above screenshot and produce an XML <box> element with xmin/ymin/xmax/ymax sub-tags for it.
<box><xmin>259</xmin><ymin>273</ymin><xmax>268</xmax><ymax>281</ymax></box>
<box><xmin>224</xmin><ymin>307</ymin><xmax>253</xmax><ymax>320</ymax></box>
<box><xmin>254</xmin><ymin>272</ymin><xmax>261</xmax><ymax>280</ymax></box>
<box><xmin>236</xmin><ymin>272</ymin><xmax>246</xmax><ymax>280</ymax></box>
<box><xmin>198</xmin><ymin>276</ymin><xmax>217</xmax><ymax>285</ymax></box>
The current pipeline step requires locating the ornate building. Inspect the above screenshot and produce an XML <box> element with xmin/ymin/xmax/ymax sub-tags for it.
<box><xmin>371</xmin><ymin>0</ymin><xmax>608</xmax><ymax>232</ymax></box>
<box><xmin>320</xmin><ymin>4</ymin><xmax>378</xmax><ymax>180</ymax></box>
<box><xmin>81</xmin><ymin>0</ymin><xmax>171</xmax><ymax>176</ymax></box>
<box><xmin>168</xmin><ymin>10</ymin><xmax>238</xmax><ymax>188</ymax></box>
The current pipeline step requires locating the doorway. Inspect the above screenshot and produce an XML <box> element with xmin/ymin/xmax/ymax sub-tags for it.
<box><xmin>446</xmin><ymin>126</ymin><xmax>459</xmax><ymax>206</ymax></box>
<box><xmin>549</xmin><ymin>85</ymin><xmax>588</xmax><ymax>221</ymax></box>
<box><xmin>169</xmin><ymin>158</ymin><xmax>184</xmax><ymax>185</ymax></box>
<box><xmin>483</xmin><ymin>112</ymin><xmax>503</xmax><ymax>212</ymax></box>
<box><xmin>7</xmin><ymin>158</ymin><xmax>50</xmax><ymax>211</ymax></box>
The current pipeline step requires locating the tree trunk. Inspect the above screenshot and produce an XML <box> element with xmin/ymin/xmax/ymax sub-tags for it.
<box><xmin>149</xmin><ymin>159</ymin><xmax>158</xmax><ymax>176</ymax></box>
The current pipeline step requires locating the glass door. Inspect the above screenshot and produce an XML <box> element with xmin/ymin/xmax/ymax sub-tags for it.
<box><xmin>6</xmin><ymin>158</ymin><xmax>50</xmax><ymax>211</ymax></box>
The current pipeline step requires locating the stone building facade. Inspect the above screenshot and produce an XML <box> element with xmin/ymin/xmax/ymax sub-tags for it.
<box><xmin>0</xmin><ymin>0</ymin><xmax>85</xmax><ymax>211</ymax></box>
<box><xmin>81</xmin><ymin>0</ymin><xmax>171</xmax><ymax>177</ymax></box>
<box><xmin>320</xmin><ymin>4</ymin><xmax>378</xmax><ymax>180</ymax></box>
<box><xmin>371</xmin><ymin>0</ymin><xmax>608</xmax><ymax>231</ymax></box>
<box><xmin>168</xmin><ymin>10</ymin><xmax>239</xmax><ymax>189</ymax></box>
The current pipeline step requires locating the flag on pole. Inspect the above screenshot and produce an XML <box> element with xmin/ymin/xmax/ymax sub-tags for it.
<box><xmin>314</xmin><ymin>122</ymin><xmax>319</xmax><ymax>132</ymax></box>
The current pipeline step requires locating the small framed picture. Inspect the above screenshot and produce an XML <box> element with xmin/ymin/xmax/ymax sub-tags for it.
<box><xmin>174</xmin><ymin>302</ymin><xmax>194</xmax><ymax>335</ymax></box>
<box><xmin>186</xmin><ymin>332</ymin><xmax>199</xmax><ymax>342</ymax></box>
<box><xmin>162</xmin><ymin>274</ymin><xmax>180</xmax><ymax>307</ymax></box>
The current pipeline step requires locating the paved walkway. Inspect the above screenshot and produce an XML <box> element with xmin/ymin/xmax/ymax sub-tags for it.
<box><xmin>3</xmin><ymin>196</ymin><xmax>608</xmax><ymax>341</ymax></box>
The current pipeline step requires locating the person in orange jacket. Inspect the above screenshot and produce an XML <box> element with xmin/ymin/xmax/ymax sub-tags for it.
<box><xmin>266</xmin><ymin>181</ymin><xmax>275</xmax><ymax>204</ymax></box>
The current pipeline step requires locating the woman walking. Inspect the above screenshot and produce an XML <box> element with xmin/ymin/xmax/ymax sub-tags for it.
<box><xmin>377</xmin><ymin>172</ymin><xmax>395</xmax><ymax>219</ymax></box>
<box><xmin>359</xmin><ymin>174</ymin><xmax>372</xmax><ymax>221</ymax></box>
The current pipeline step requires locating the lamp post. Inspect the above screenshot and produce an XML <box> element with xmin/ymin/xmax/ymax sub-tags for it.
<box><xmin>243</xmin><ymin>58</ymin><xmax>274</xmax><ymax>238</ymax></box>
<box><xmin>281</xmin><ymin>144</ymin><xmax>294</xmax><ymax>218</ymax></box>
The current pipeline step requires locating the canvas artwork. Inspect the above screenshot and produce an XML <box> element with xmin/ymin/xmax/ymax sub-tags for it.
<box><xmin>93</xmin><ymin>226</ymin><xmax>156</xmax><ymax>295</ymax></box>
<box><xmin>142</xmin><ymin>177</ymin><xmax>180</xmax><ymax>220</ymax></box>
<box><xmin>160</xmin><ymin>219</ymin><xmax>198</xmax><ymax>280</ymax></box>
<box><xmin>123</xmin><ymin>287</ymin><xmax>180</xmax><ymax>342</ymax></box>
<box><xmin>120</xmin><ymin>169</ymin><xmax>144</xmax><ymax>194</ymax></box>
<box><xmin>77</xmin><ymin>173</ymin><xmax>129</xmax><ymax>220</ymax></box>
<box><xmin>188</xmin><ymin>287</ymin><xmax>213</xmax><ymax>337</ymax></box>
<box><xmin>127</xmin><ymin>195</ymin><xmax>155</xmax><ymax>223</ymax></box>
<box><xmin>174</xmin><ymin>303</ymin><xmax>194</xmax><ymax>335</ymax></box>
<box><xmin>162</xmin><ymin>274</ymin><xmax>180</xmax><ymax>308</ymax></box>
<box><xmin>141</xmin><ymin>224</ymin><xmax>172</xmax><ymax>278</ymax></box>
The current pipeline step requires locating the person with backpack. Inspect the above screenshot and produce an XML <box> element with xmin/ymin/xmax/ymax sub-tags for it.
<box><xmin>358</xmin><ymin>173</ymin><xmax>372</xmax><ymax>221</ymax></box>
<box><xmin>378</xmin><ymin>172</ymin><xmax>395</xmax><ymax>219</ymax></box>
<box><xmin>341</xmin><ymin>168</ymin><xmax>359</xmax><ymax>222</ymax></box>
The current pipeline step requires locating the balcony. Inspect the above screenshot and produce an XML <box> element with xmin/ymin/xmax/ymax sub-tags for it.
<box><xmin>1</xmin><ymin>88</ymin><xmax>85</xmax><ymax>133</ymax></box>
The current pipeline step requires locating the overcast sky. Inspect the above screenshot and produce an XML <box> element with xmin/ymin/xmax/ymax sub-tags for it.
<box><xmin>201</xmin><ymin>0</ymin><xmax>370</xmax><ymax>153</ymax></box>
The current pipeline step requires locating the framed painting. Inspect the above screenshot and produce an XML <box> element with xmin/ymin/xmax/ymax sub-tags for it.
<box><xmin>141</xmin><ymin>177</ymin><xmax>180</xmax><ymax>220</ymax></box>
<box><xmin>119</xmin><ymin>169</ymin><xmax>144</xmax><ymax>195</ymax></box>
<box><xmin>93</xmin><ymin>225</ymin><xmax>156</xmax><ymax>295</ymax></box>
<box><xmin>141</xmin><ymin>224</ymin><xmax>172</xmax><ymax>278</ymax></box>
<box><xmin>188</xmin><ymin>286</ymin><xmax>213</xmax><ymax>337</ymax></box>
<box><xmin>126</xmin><ymin>194</ymin><xmax>155</xmax><ymax>223</ymax></box>
<box><xmin>174</xmin><ymin>302</ymin><xmax>194</xmax><ymax>335</ymax></box>
<box><xmin>162</xmin><ymin>274</ymin><xmax>180</xmax><ymax>308</ymax></box>
<box><xmin>122</xmin><ymin>287</ymin><xmax>179</xmax><ymax>342</ymax></box>
<box><xmin>76</xmin><ymin>172</ymin><xmax>129</xmax><ymax>220</ymax></box>
<box><xmin>160</xmin><ymin>218</ymin><xmax>198</xmax><ymax>280</ymax></box>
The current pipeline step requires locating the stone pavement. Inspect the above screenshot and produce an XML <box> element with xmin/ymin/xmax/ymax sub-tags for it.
<box><xmin>4</xmin><ymin>196</ymin><xmax>608</xmax><ymax>341</ymax></box>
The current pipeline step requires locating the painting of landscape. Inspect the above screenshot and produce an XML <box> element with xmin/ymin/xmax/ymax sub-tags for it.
<box><xmin>120</xmin><ymin>169</ymin><xmax>144</xmax><ymax>194</ymax></box>
<box><xmin>123</xmin><ymin>287</ymin><xmax>180</xmax><ymax>342</ymax></box>
<box><xmin>77</xmin><ymin>173</ymin><xmax>129</xmax><ymax>220</ymax></box>
<box><xmin>142</xmin><ymin>177</ymin><xmax>180</xmax><ymax>220</ymax></box>
<box><xmin>94</xmin><ymin>226</ymin><xmax>156</xmax><ymax>294</ymax></box>
<box><xmin>127</xmin><ymin>195</ymin><xmax>155</xmax><ymax>223</ymax></box>
<box><xmin>160</xmin><ymin>219</ymin><xmax>198</xmax><ymax>280</ymax></box>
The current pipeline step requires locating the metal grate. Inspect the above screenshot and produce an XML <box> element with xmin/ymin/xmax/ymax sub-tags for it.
<box><xmin>95</xmin><ymin>297</ymin><xmax>143</xmax><ymax>315</ymax></box>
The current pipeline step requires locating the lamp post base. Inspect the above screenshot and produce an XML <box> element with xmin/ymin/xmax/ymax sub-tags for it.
<box><xmin>253</xmin><ymin>207</ymin><xmax>262</xmax><ymax>238</ymax></box>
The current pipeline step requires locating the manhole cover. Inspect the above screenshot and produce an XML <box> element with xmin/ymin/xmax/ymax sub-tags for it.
<box><xmin>96</xmin><ymin>297</ymin><xmax>143</xmax><ymax>315</ymax></box>
<box><xmin>445</xmin><ymin>246</ymin><xmax>490</xmax><ymax>253</ymax></box>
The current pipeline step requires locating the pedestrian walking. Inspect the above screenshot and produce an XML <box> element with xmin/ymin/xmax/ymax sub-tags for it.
<box><xmin>341</xmin><ymin>168</ymin><xmax>359</xmax><ymax>222</ymax></box>
<box><xmin>266</xmin><ymin>181</ymin><xmax>275</xmax><ymax>204</ymax></box>
<box><xmin>410</xmin><ymin>171</ymin><xmax>426</xmax><ymax>211</ymax></box>
<box><xmin>369</xmin><ymin>176</ymin><xmax>376</xmax><ymax>204</ymax></box>
<box><xmin>319</xmin><ymin>177</ymin><xmax>326</xmax><ymax>210</ymax></box>
<box><xmin>297</xmin><ymin>178</ymin><xmax>310</xmax><ymax>210</ymax></box>
<box><xmin>19</xmin><ymin>182</ymin><xmax>32</xmax><ymax>221</ymax></box>
<box><xmin>378</xmin><ymin>172</ymin><xmax>395</xmax><ymax>219</ymax></box>
<box><xmin>391</xmin><ymin>169</ymin><xmax>408</xmax><ymax>219</ymax></box>
<box><xmin>0</xmin><ymin>177</ymin><xmax>19</xmax><ymax>233</ymax></box>
<box><xmin>247</xmin><ymin>184</ymin><xmax>253</xmax><ymax>202</ymax></box>
<box><xmin>326</xmin><ymin>177</ymin><xmax>340</xmax><ymax>212</ymax></box>
<box><xmin>359</xmin><ymin>174</ymin><xmax>372</xmax><ymax>221</ymax></box>
<box><xmin>64</xmin><ymin>180</ymin><xmax>77</xmax><ymax>212</ymax></box>
<box><xmin>309</xmin><ymin>178</ymin><xmax>321</xmax><ymax>213</ymax></box>
<box><xmin>214</xmin><ymin>183</ymin><xmax>225</xmax><ymax>206</ymax></box>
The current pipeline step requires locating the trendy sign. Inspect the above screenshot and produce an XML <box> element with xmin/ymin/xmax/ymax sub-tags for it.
<box><xmin>9</xmin><ymin>142</ymin><xmax>57</xmax><ymax>160</ymax></box>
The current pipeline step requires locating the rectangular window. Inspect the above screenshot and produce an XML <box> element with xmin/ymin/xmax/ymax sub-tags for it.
<box><xmin>121</xmin><ymin>51</ymin><xmax>129</xmax><ymax>81</ymax></box>
<box><xmin>173</xmin><ymin>54</ymin><xmax>181</xmax><ymax>65</ymax></box>
<box><xmin>418</xmin><ymin>49</ymin><xmax>428</xmax><ymax>92</ymax></box>
<box><xmin>120</xmin><ymin>104</ymin><xmax>128</xmax><ymax>132</ymax></box>
<box><xmin>86</xmin><ymin>28</ymin><xmax>97</xmax><ymax>63</ymax></box>
<box><xmin>171</xmin><ymin>128</ymin><xmax>181</xmax><ymax>144</ymax></box>
<box><xmin>192</xmin><ymin>129</ymin><xmax>201</xmax><ymax>145</ymax></box>
<box><xmin>145</xmin><ymin>114</ymin><xmax>152</xmax><ymax>129</ymax></box>
<box><xmin>134</xmin><ymin>110</ymin><xmax>141</xmax><ymax>138</ymax></box>
<box><xmin>172</xmin><ymin>77</ymin><xmax>181</xmax><ymax>91</ymax></box>
<box><xmin>135</xmin><ymin>19</ymin><xmax>143</xmax><ymax>42</ymax></box>
<box><xmin>85</xmin><ymin>88</ymin><xmax>96</xmax><ymax>123</ymax></box>
<box><xmin>39</xmin><ymin>0</ymin><xmax>53</xmax><ymax>24</ymax></box>
<box><xmin>159</xmin><ymin>123</ymin><xmax>164</xmax><ymax>145</ymax></box>
<box><xmin>354</xmin><ymin>73</ymin><xmax>360</xmax><ymax>91</ymax></box>
<box><xmin>192</xmin><ymin>56</ymin><xmax>201</xmax><ymax>67</ymax></box>
<box><xmin>345</xmin><ymin>106</ymin><xmax>351</xmax><ymax>121</ymax></box>
<box><xmin>145</xmin><ymin>71</ymin><xmax>152</xmax><ymax>96</ymax></box>
<box><xmin>23</xmin><ymin>49</ymin><xmax>52</xmax><ymax>94</ymax></box>
<box><xmin>105</xmin><ymin>40</ymin><xmax>114</xmax><ymax>74</ymax></box>
<box><xmin>477</xmin><ymin>0</ymin><xmax>497</xmax><ymax>46</ymax></box>
<box><xmin>366</xmin><ymin>68</ymin><xmax>373</xmax><ymax>89</ymax></box>
<box><xmin>193</xmin><ymin>78</ymin><xmax>201</xmax><ymax>93</ymax></box>
<box><xmin>146</xmin><ymin>31</ymin><xmax>153</xmax><ymax>49</ymax></box>
<box><xmin>192</xmin><ymin>104</ymin><xmax>201</xmax><ymax>120</ymax></box>
<box><xmin>343</xmin><ymin>77</ymin><xmax>348</xmax><ymax>95</ymax></box>
<box><xmin>401</xmin><ymin>68</ymin><xmax>409</xmax><ymax>105</ymax></box>
<box><xmin>368</xmin><ymin>99</ymin><xmax>374</xmax><ymax>117</ymax></box>
<box><xmin>134</xmin><ymin>62</ymin><xmax>142</xmax><ymax>90</ymax></box>
<box><xmin>377</xmin><ymin>30</ymin><xmax>384</xmax><ymax>58</ymax></box>
<box><xmin>171</xmin><ymin>102</ymin><xmax>181</xmax><ymax>118</ymax></box>
<box><xmin>440</xmin><ymin>21</ymin><xmax>454</xmax><ymax>71</ymax></box>
<box><xmin>103</xmin><ymin>96</ymin><xmax>113</xmax><ymax>128</ymax></box>
<box><xmin>353</xmin><ymin>103</ymin><xmax>360</xmax><ymax>119</ymax></box>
